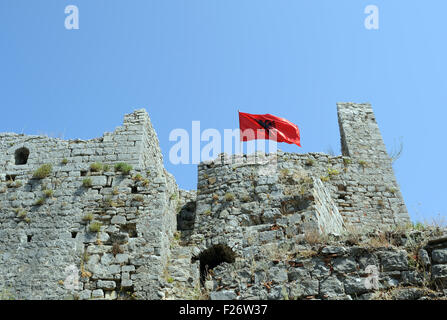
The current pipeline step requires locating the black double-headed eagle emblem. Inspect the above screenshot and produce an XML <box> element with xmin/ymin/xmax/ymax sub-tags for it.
<box><xmin>256</xmin><ymin>119</ymin><xmax>276</xmax><ymax>136</ymax></box>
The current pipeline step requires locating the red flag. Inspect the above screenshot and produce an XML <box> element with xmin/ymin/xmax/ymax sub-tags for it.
<box><xmin>239</xmin><ymin>111</ymin><xmax>301</xmax><ymax>147</ymax></box>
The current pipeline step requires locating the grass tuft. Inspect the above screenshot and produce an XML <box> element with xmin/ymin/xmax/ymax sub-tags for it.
<box><xmin>33</xmin><ymin>164</ymin><xmax>52</xmax><ymax>179</ymax></box>
<box><xmin>90</xmin><ymin>162</ymin><xmax>103</xmax><ymax>172</ymax></box>
<box><xmin>89</xmin><ymin>221</ymin><xmax>102</xmax><ymax>233</ymax></box>
<box><xmin>115</xmin><ymin>163</ymin><xmax>133</xmax><ymax>175</ymax></box>
<box><xmin>82</xmin><ymin>178</ymin><xmax>92</xmax><ymax>188</ymax></box>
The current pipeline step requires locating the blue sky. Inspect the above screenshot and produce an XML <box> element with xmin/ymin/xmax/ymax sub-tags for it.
<box><xmin>0</xmin><ymin>1</ymin><xmax>445</xmax><ymax>224</ymax></box>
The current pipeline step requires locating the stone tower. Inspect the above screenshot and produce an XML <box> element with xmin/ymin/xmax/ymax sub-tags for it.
<box><xmin>336</xmin><ymin>103</ymin><xmax>409</xmax><ymax>228</ymax></box>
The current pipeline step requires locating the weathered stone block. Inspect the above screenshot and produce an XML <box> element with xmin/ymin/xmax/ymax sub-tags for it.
<box><xmin>344</xmin><ymin>276</ymin><xmax>371</xmax><ymax>295</ymax></box>
<box><xmin>111</xmin><ymin>215</ymin><xmax>127</xmax><ymax>225</ymax></box>
<box><xmin>322</xmin><ymin>246</ymin><xmax>347</xmax><ymax>255</ymax></box>
<box><xmin>92</xmin><ymin>289</ymin><xmax>104</xmax><ymax>299</ymax></box>
<box><xmin>90</xmin><ymin>176</ymin><xmax>107</xmax><ymax>187</ymax></box>
<box><xmin>333</xmin><ymin>258</ymin><xmax>357</xmax><ymax>273</ymax></box>
<box><xmin>289</xmin><ymin>279</ymin><xmax>319</xmax><ymax>298</ymax></box>
<box><xmin>320</xmin><ymin>277</ymin><xmax>345</xmax><ymax>298</ymax></box>
<box><xmin>418</xmin><ymin>248</ymin><xmax>430</xmax><ymax>267</ymax></box>
<box><xmin>379</xmin><ymin>251</ymin><xmax>408</xmax><ymax>271</ymax></box>
<box><xmin>210</xmin><ymin>290</ymin><xmax>237</xmax><ymax>300</ymax></box>
<box><xmin>432</xmin><ymin>264</ymin><xmax>447</xmax><ymax>279</ymax></box>
<box><xmin>432</xmin><ymin>249</ymin><xmax>447</xmax><ymax>264</ymax></box>
<box><xmin>97</xmin><ymin>280</ymin><xmax>116</xmax><ymax>290</ymax></box>
<box><xmin>78</xmin><ymin>289</ymin><xmax>92</xmax><ymax>300</ymax></box>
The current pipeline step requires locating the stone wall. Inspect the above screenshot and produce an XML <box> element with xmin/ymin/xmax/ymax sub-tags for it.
<box><xmin>0</xmin><ymin>164</ymin><xmax>179</xmax><ymax>299</ymax></box>
<box><xmin>0</xmin><ymin>110</ymin><xmax>178</xmax><ymax>300</ymax></box>
<box><xmin>0</xmin><ymin>103</ymin><xmax>418</xmax><ymax>300</ymax></box>
<box><xmin>202</xmin><ymin>229</ymin><xmax>447</xmax><ymax>300</ymax></box>
<box><xmin>192</xmin><ymin>149</ymin><xmax>408</xmax><ymax>239</ymax></box>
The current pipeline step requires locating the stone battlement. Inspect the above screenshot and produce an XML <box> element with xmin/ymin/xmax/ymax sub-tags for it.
<box><xmin>0</xmin><ymin>109</ymin><xmax>163</xmax><ymax>176</ymax></box>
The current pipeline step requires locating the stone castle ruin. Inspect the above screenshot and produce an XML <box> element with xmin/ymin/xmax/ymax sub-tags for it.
<box><xmin>1</xmin><ymin>103</ymin><xmax>446</xmax><ymax>300</ymax></box>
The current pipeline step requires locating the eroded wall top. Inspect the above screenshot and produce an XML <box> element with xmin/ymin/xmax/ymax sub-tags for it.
<box><xmin>0</xmin><ymin>109</ymin><xmax>163</xmax><ymax>177</ymax></box>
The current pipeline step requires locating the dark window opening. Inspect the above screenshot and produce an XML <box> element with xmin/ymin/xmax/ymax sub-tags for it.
<box><xmin>122</xmin><ymin>223</ymin><xmax>137</xmax><ymax>238</ymax></box>
<box><xmin>6</xmin><ymin>174</ymin><xmax>17</xmax><ymax>181</ymax></box>
<box><xmin>337</xmin><ymin>185</ymin><xmax>347</xmax><ymax>192</ymax></box>
<box><xmin>131</xmin><ymin>186</ymin><xmax>138</xmax><ymax>194</ymax></box>
<box><xmin>71</xmin><ymin>232</ymin><xmax>78</xmax><ymax>239</ymax></box>
<box><xmin>193</xmin><ymin>244</ymin><xmax>236</xmax><ymax>284</ymax></box>
<box><xmin>80</xmin><ymin>171</ymin><xmax>88</xmax><ymax>176</ymax></box>
<box><xmin>15</xmin><ymin>148</ymin><xmax>30</xmax><ymax>165</ymax></box>
<box><xmin>27</xmin><ymin>235</ymin><xmax>32</xmax><ymax>242</ymax></box>
<box><xmin>177</xmin><ymin>201</ymin><xmax>196</xmax><ymax>232</ymax></box>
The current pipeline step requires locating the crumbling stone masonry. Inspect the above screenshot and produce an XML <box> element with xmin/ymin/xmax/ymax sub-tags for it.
<box><xmin>1</xmin><ymin>103</ymin><xmax>428</xmax><ymax>300</ymax></box>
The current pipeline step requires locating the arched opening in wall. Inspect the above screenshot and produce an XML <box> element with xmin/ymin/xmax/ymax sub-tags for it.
<box><xmin>14</xmin><ymin>147</ymin><xmax>30</xmax><ymax>165</ymax></box>
<box><xmin>193</xmin><ymin>244</ymin><xmax>236</xmax><ymax>285</ymax></box>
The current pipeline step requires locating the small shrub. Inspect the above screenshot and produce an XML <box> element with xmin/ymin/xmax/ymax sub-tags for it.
<box><xmin>112</xmin><ymin>187</ymin><xmax>119</xmax><ymax>195</ymax></box>
<box><xmin>343</xmin><ymin>157</ymin><xmax>352</xmax><ymax>165</ymax></box>
<box><xmin>133</xmin><ymin>174</ymin><xmax>143</xmax><ymax>182</ymax></box>
<box><xmin>305</xmin><ymin>158</ymin><xmax>315</xmax><ymax>166</ymax></box>
<box><xmin>387</xmin><ymin>187</ymin><xmax>397</xmax><ymax>194</ymax></box>
<box><xmin>320</xmin><ymin>176</ymin><xmax>330</xmax><ymax>182</ymax></box>
<box><xmin>61</xmin><ymin>158</ymin><xmax>69</xmax><ymax>165</ymax></box>
<box><xmin>204</xmin><ymin>209</ymin><xmax>211</xmax><ymax>216</ymax></box>
<box><xmin>327</xmin><ymin>168</ymin><xmax>338</xmax><ymax>175</ymax></box>
<box><xmin>343</xmin><ymin>226</ymin><xmax>362</xmax><ymax>245</ymax></box>
<box><xmin>408</xmin><ymin>253</ymin><xmax>419</xmax><ymax>270</ymax></box>
<box><xmin>15</xmin><ymin>208</ymin><xmax>27</xmax><ymax>219</ymax></box>
<box><xmin>413</xmin><ymin>222</ymin><xmax>426</xmax><ymax>231</ymax></box>
<box><xmin>170</xmin><ymin>193</ymin><xmax>178</xmax><ymax>201</ymax></box>
<box><xmin>33</xmin><ymin>164</ymin><xmax>52</xmax><ymax>179</ymax></box>
<box><xmin>304</xmin><ymin>230</ymin><xmax>328</xmax><ymax>245</ymax></box>
<box><xmin>82</xmin><ymin>178</ymin><xmax>92</xmax><ymax>188</ymax></box>
<box><xmin>358</xmin><ymin>160</ymin><xmax>368</xmax><ymax>168</ymax></box>
<box><xmin>296</xmin><ymin>249</ymin><xmax>318</xmax><ymax>259</ymax></box>
<box><xmin>90</xmin><ymin>162</ymin><xmax>103</xmax><ymax>172</ymax></box>
<box><xmin>327</xmin><ymin>168</ymin><xmax>340</xmax><ymax>178</ymax></box>
<box><xmin>367</xmin><ymin>232</ymin><xmax>391</xmax><ymax>248</ymax></box>
<box><xmin>224</xmin><ymin>193</ymin><xmax>235</xmax><ymax>202</ymax></box>
<box><xmin>34</xmin><ymin>198</ymin><xmax>45</xmax><ymax>206</ymax></box>
<box><xmin>103</xmin><ymin>197</ymin><xmax>117</xmax><ymax>208</ymax></box>
<box><xmin>82</xmin><ymin>213</ymin><xmax>94</xmax><ymax>222</ymax></box>
<box><xmin>208</xmin><ymin>177</ymin><xmax>217</xmax><ymax>185</ymax></box>
<box><xmin>89</xmin><ymin>221</ymin><xmax>102</xmax><ymax>233</ymax></box>
<box><xmin>279</xmin><ymin>168</ymin><xmax>290</xmax><ymax>178</ymax></box>
<box><xmin>167</xmin><ymin>277</ymin><xmax>174</xmax><ymax>283</ymax></box>
<box><xmin>43</xmin><ymin>189</ymin><xmax>53</xmax><ymax>198</ymax></box>
<box><xmin>103</xmin><ymin>164</ymin><xmax>110</xmax><ymax>172</ymax></box>
<box><xmin>142</xmin><ymin>179</ymin><xmax>149</xmax><ymax>187</ymax></box>
<box><xmin>82</xmin><ymin>251</ymin><xmax>90</xmax><ymax>263</ymax></box>
<box><xmin>115</xmin><ymin>162</ymin><xmax>133</xmax><ymax>175</ymax></box>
